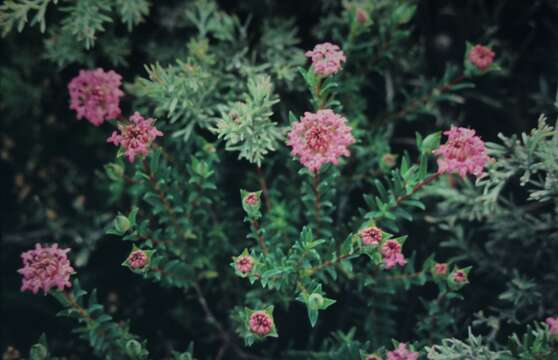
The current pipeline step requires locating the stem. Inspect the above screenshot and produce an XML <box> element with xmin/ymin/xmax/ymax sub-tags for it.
<box><xmin>395</xmin><ymin>172</ymin><xmax>441</xmax><ymax>205</ymax></box>
<box><xmin>251</xmin><ymin>219</ymin><xmax>269</xmax><ymax>256</ymax></box>
<box><xmin>306</xmin><ymin>252</ymin><xmax>355</xmax><ymax>276</ymax></box>
<box><xmin>256</xmin><ymin>166</ymin><xmax>271</xmax><ymax>211</ymax></box>
<box><xmin>312</xmin><ymin>173</ymin><xmax>321</xmax><ymax>239</ymax></box>
<box><xmin>377</xmin><ymin>74</ymin><xmax>466</xmax><ymax>126</ymax></box>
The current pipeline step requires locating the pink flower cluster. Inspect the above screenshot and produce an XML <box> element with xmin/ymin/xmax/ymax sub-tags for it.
<box><xmin>360</xmin><ymin>226</ymin><xmax>382</xmax><ymax>246</ymax></box>
<box><xmin>468</xmin><ymin>44</ymin><xmax>495</xmax><ymax>71</ymax></box>
<box><xmin>387</xmin><ymin>343</ymin><xmax>419</xmax><ymax>360</ymax></box>
<box><xmin>18</xmin><ymin>243</ymin><xmax>74</xmax><ymax>295</ymax></box>
<box><xmin>235</xmin><ymin>255</ymin><xmax>254</xmax><ymax>274</ymax></box>
<box><xmin>107</xmin><ymin>112</ymin><xmax>163</xmax><ymax>162</ymax></box>
<box><xmin>452</xmin><ymin>270</ymin><xmax>467</xmax><ymax>283</ymax></box>
<box><xmin>68</xmin><ymin>68</ymin><xmax>124</xmax><ymax>126</ymax></box>
<box><xmin>287</xmin><ymin>110</ymin><xmax>355</xmax><ymax>173</ymax></box>
<box><xmin>434</xmin><ymin>263</ymin><xmax>448</xmax><ymax>275</ymax></box>
<box><xmin>433</xmin><ymin>126</ymin><xmax>490</xmax><ymax>178</ymax></box>
<box><xmin>244</xmin><ymin>193</ymin><xmax>259</xmax><ymax>206</ymax></box>
<box><xmin>128</xmin><ymin>250</ymin><xmax>148</xmax><ymax>269</ymax></box>
<box><xmin>545</xmin><ymin>317</ymin><xmax>558</xmax><ymax>335</ymax></box>
<box><xmin>305</xmin><ymin>42</ymin><xmax>346</xmax><ymax>77</ymax></box>
<box><xmin>381</xmin><ymin>240</ymin><xmax>407</xmax><ymax>269</ymax></box>
<box><xmin>249</xmin><ymin>311</ymin><xmax>273</xmax><ymax>336</ymax></box>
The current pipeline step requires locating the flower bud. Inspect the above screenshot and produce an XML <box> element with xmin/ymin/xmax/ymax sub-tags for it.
<box><xmin>114</xmin><ymin>215</ymin><xmax>131</xmax><ymax>234</ymax></box>
<box><xmin>125</xmin><ymin>339</ymin><xmax>143</xmax><ymax>357</ymax></box>
<box><xmin>308</xmin><ymin>293</ymin><xmax>325</xmax><ymax>309</ymax></box>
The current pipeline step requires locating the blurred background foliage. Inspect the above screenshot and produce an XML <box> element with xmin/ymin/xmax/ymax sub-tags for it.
<box><xmin>1</xmin><ymin>0</ymin><xmax>558</xmax><ymax>358</ymax></box>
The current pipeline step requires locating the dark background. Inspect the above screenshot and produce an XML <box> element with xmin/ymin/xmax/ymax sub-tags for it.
<box><xmin>2</xmin><ymin>0</ymin><xmax>558</xmax><ymax>358</ymax></box>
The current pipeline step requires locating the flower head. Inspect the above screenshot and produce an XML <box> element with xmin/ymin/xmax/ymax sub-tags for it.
<box><xmin>468</xmin><ymin>44</ymin><xmax>495</xmax><ymax>71</ymax></box>
<box><xmin>287</xmin><ymin>109</ymin><xmax>355</xmax><ymax>173</ymax></box>
<box><xmin>107</xmin><ymin>112</ymin><xmax>163</xmax><ymax>162</ymax></box>
<box><xmin>68</xmin><ymin>68</ymin><xmax>124</xmax><ymax>126</ymax></box>
<box><xmin>249</xmin><ymin>311</ymin><xmax>274</xmax><ymax>336</ymax></box>
<box><xmin>18</xmin><ymin>243</ymin><xmax>74</xmax><ymax>295</ymax></box>
<box><xmin>381</xmin><ymin>240</ymin><xmax>407</xmax><ymax>269</ymax></box>
<box><xmin>546</xmin><ymin>317</ymin><xmax>558</xmax><ymax>335</ymax></box>
<box><xmin>434</xmin><ymin>263</ymin><xmax>448</xmax><ymax>275</ymax></box>
<box><xmin>452</xmin><ymin>270</ymin><xmax>467</xmax><ymax>283</ymax></box>
<box><xmin>360</xmin><ymin>226</ymin><xmax>382</xmax><ymax>246</ymax></box>
<box><xmin>387</xmin><ymin>343</ymin><xmax>419</xmax><ymax>360</ymax></box>
<box><xmin>433</xmin><ymin>126</ymin><xmax>490</xmax><ymax>178</ymax></box>
<box><xmin>305</xmin><ymin>42</ymin><xmax>346</xmax><ymax>76</ymax></box>
<box><xmin>235</xmin><ymin>255</ymin><xmax>254</xmax><ymax>274</ymax></box>
<box><xmin>365</xmin><ymin>354</ymin><xmax>382</xmax><ymax>360</ymax></box>
<box><xmin>128</xmin><ymin>250</ymin><xmax>148</xmax><ymax>269</ymax></box>
<box><xmin>244</xmin><ymin>193</ymin><xmax>259</xmax><ymax>206</ymax></box>
<box><xmin>356</xmin><ymin>8</ymin><xmax>369</xmax><ymax>24</ymax></box>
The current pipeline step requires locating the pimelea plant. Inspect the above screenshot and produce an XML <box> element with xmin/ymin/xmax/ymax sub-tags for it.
<box><xmin>2</xmin><ymin>1</ymin><xmax>558</xmax><ymax>359</ymax></box>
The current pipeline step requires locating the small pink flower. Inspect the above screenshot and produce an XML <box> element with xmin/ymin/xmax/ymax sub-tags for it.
<box><xmin>287</xmin><ymin>109</ymin><xmax>355</xmax><ymax>173</ymax></box>
<box><xmin>545</xmin><ymin>317</ymin><xmax>558</xmax><ymax>335</ymax></box>
<box><xmin>434</xmin><ymin>263</ymin><xmax>448</xmax><ymax>275</ymax></box>
<box><xmin>387</xmin><ymin>343</ymin><xmax>419</xmax><ymax>360</ymax></box>
<box><xmin>356</xmin><ymin>8</ymin><xmax>368</xmax><ymax>24</ymax></box>
<box><xmin>107</xmin><ymin>112</ymin><xmax>163</xmax><ymax>162</ymax></box>
<box><xmin>365</xmin><ymin>355</ymin><xmax>382</xmax><ymax>360</ymax></box>
<box><xmin>381</xmin><ymin>240</ymin><xmax>407</xmax><ymax>269</ymax></box>
<box><xmin>305</xmin><ymin>42</ymin><xmax>346</xmax><ymax>76</ymax></box>
<box><xmin>249</xmin><ymin>311</ymin><xmax>274</xmax><ymax>336</ymax></box>
<box><xmin>18</xmin><ymin>243</ymin><xmax>74</xmax><ymax>295</ymax></box>
<box><xmin>433</xmin><ymin>126</ymin><xmax>490</xmax><ymax>178</ymax></box>
<box><xmin>244</xmin><ymin>193</ymin><xmax>259</xmax><ymax>206</ymax></box>
<box><xmin>235</xmin><ymin>255</ymin><xmax>254</xmax><ymax>274</ymax></box>
<box><xmin>360</xmin><ymin>226</ymin><xmax>382</xmax><ymax>246</ymax></box>
<box><xmin>468</xmin><ymin>44</ymin><xmax>495</xmax><ymax>71</ymax></box>
<box><xmin>128</xmin><ymin>250</ymin><xmax>148</xmax><ymax>269</ymax></box>
<box><xmin>452</xmin><ymin>270</ymin><xmax>467</xmax><ymax>283</ymax></box>
<box><xmin>68</xmin><ymin>68</ymin><xmax>124</xmax><ymax>126</ymax></box>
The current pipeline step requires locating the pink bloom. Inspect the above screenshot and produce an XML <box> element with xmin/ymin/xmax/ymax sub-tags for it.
<box><xmin>128</xmin><ymin>250</ymin><xmax>148</xmax><ymax>269</ymax></box>
<box><xmin>287</xmin><ymin>110</ymin><xmax>355</xmax><ymax>173</ymax></box>
<box><xmin>365</xmin><ymin>355</ymin><xmax>382</xmax><ymax>360</ymax></box>
<box><xmin>356</xmin><ymin>8</ymin><xmax>368</xmax><ymax>24</ymax></box>
<box><xmin>305</xmin><ymin>42</ymin><xmax>346</xmax><ymax>76</ymax></box>
<box><xmin>452</xmin><ymin>270</ymin><xmax>467</xmax><ymax>283</ymax></box>
<box><xmin>235</xmin><ymin>255</ymin><xmax>254</xmax><ymax>274</ymax></box>
<box><xmin>434</xmin><ymin>263</ymin><xmax>448</xmax><ymax>275</ymax></box>
<box><xmin>18</xmin><ymin>243</ymin><xmax>74</xmax><ymax>295</ymax></box>
<box><xmin>68</xmin><ymin>68</ymin><xmax>124</xmax><ymax>126</ymax></box>
<box><xmin>387</xmin><ymin>343</ymin><xmax>419</xmax><ymax>360</ymax></box>
<box><xmin>381</xmin><ymin>240</ymin><xmax>407</xmax><ymax>269</ymax></box>
<box><xmin>244</xmin><ymin>193</ymin><xmax>259</xmax><ymax>206</ymax></box>
<box><xmin>107</xmin><ymin>112</ymin><xmax>163</xmax><ymax>162</ymax></box>
<box><xmin>433</xmin><ymin>126</ymin><xmax>490</xmax><ymax>178</ymax></box>
<box><xmin>468</xmin><ymin>44</ymin><xmax>495</xmax><ymax>71</ymax></box>
<box><xmin>360</xmin><ymin>226</ymin><xmax>382</xmax><ymax>246</ymax></box>
<box><xmin>249</xmin><ymin>311</ymin><xmax>274</xmax><ymax>336</ymax></box>
<box><xmin>546</xmin><ymin>317</ymin><xmax>558</xmax><ymax>335</ymax></box>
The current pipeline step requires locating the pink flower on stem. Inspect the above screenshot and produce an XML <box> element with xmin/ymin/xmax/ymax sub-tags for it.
<box><xmin>305</xmin><ymin>42</ymin><xmax>346</xmax><ymax>76</ymax></box>
<box><xmin>434</xmin><ymin>263</ymin><xmax>448</xmax><ymax>275</ymax></box>
<box><xmin>359</xmin><ymin>226</ymin><xmax>382</xmax><ymax>246</ymax></box>
<box><xmin>68</xmin><ymin>68</ymin><xmax>124</xmax><ymax>126</ymax></box>
<box><xmin>387</xmin><ymin>343</ymin><xmax>419</xmax><ymax>360</ymax></box>
<box><xmin>381</xmin><ymin>240</ymin><xmax>407</xmax><ymax>269</ymax></box>
<box><xmin>356</xmin><ymin>8</ymin><xmax>368</xmax><ymax>24</ymax></box>
<box><xmin>433</xmin><ymin>127</ymin><xmax>490</xmax><ymax>178</ymax></box>
<box><xmin>18</xmin><ymin>243</ymin><xmax>74</xmax><ymax>295</ymax></box>
<box><xmin>107</xmin><ymin>112</ymin><xmax>163</xmax><ymax>162</ymax></box>
<box><xmin>235</xmin><ymin>255</ymin><xmax>254</xmax><ymax>274</ymax></box>
<box><xmin>244</xmin><ymin>193</ymin><xmax>259</xmax><ymax>206</ymax></box>
<box><xmin>128</xmin><ymin>250</ymin><xmax>148</xmax><ymax>269</ymax></box>
<box><xmin>452</xmin><ymin>270</ymin><xmax>467</xmax><ymax>283</ymax></box>
<box><xmin>468</xmin><ymin>44</ymin><xmax>495</xmax><ymax>71</ymax></box>
<box><xmin>287</xmin><ymin>109</ymin><xmax>355</xmax><ymax>173</ymax></box>
<box><xmin>365</xmin><ymin>354</ymin><xmax>382</xmax><ymax>360</ymax></box>
<box><xmin>249</xmin><ymin>311</ymin><xmax>274</xmax><ymax>336</ymax></box>
<box><xmin>545</xmin><ymin>317</ymin><xmax>558</xmax><ymax>335</ymax></box>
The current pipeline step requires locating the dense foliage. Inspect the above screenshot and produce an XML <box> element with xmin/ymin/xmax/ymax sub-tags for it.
<box><xmin>2</xmin><ymin>1</ymin><xmax>558</xmax><ymax>359</ymax></box>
